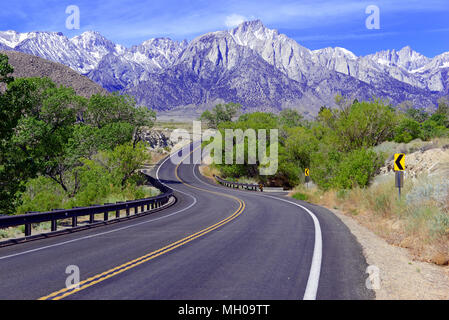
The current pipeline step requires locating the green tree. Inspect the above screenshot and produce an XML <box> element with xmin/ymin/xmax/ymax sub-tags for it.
<box><xmin>394</xmin><ymin>117</ymin><xmax>422</xmax><ymax>143</ymax></box>
<box><xmin>278</xmin><ymin>127</ymin><xmax>319</xmax><ymax>186</ymax></box>
<box><xmin>406</xmin><ymin>107</ymin><xmax>429</xmax><ymax>123</ymax></box>
<box><xmin>332</xmin><ymin>99</ymin><xmax>398</xmax><ymax>151</ymax></box>
<box><xmin>419</xmin><ymin>119</ymin><xmax>447</xmax><ymax>140</ymax></box>
<box><xmin>432</xmin><ymin>97</ymin><xmax>449</xmax><ymax>128</ymax></box>
<box><xmin>105</xmin><ymin>142</ymin><xmax>150</xmax><ymax>187</ymax></box>
<box><xmin>85</xmin><ymin>92</ymin><xmax>156</xmax><ymax>145</ymax></box>
<box><xmin>0</xmin><ymin>54</ymin><xmax>14</xmax><ymax>85</ymax></box>
<box><xmin>212</xmin><ymin>112</ymin><xmax>278</xmax><ymax>179</ymax></box>
<box><xmin>0</xmin><ymin>53</ymin><xmax>157</xmax><ymax>214</ymax></box>
<box><xmin>199</xmin><ymin>102</ymin><xmax>241</xmax><ymax>128</ymax></box>
<box><xmin>278</xmin><ymin>109</ymin><xmax>304</xmax><ymax>128</ymax></box>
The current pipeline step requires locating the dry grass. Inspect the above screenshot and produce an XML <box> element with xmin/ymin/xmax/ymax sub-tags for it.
<box><xmin>199</xmin><ymin>165</ymin><xmax>220</xmax><ymax>183</ymax></box>
<box><xmin>153</xmin><ymin>121</ymin><xmax>193</xmax><ymax>132</ymax></box>
<box><xmin>292</xmin><ymin>175</ymin><xmax>449</xmax><ymax>265</ymax></box>
<box><xmin>148</xmin><ymin>150</ymin><xmax>170</xmax><ymax>166</ymax></box>
<box><xmin>373</xmin><ymin>137</ymin><xmax>449</xmax><ymax>159</ymax></box>
<box><xmin>199</xmin><ymin>164</ymin><xmax>259</xmax><ymax>185</ymax></box>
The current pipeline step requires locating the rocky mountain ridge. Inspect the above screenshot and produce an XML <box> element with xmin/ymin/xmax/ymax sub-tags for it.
<box><xmin>0</xmin><ymin>21</ymin><xmax>447</xmax><ymax>114</ymax></box>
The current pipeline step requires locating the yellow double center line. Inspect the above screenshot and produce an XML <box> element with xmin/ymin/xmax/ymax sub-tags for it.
<box><xmin>39</xmin><ymin>148</ymin><xmax>245</xmax><ymax>300</ymax></box>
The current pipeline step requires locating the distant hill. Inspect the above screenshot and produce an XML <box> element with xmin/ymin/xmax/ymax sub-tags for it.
<box><xmin>0</xmin><ymin>50</ymin><xmax>106</xmax><ymax>97</ymax></box>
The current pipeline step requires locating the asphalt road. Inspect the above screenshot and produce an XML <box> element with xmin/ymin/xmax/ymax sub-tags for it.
<box><xmin>0</xmin><ymin>143</ymin><xmax>374</xmax><ymax>300</ymax></box>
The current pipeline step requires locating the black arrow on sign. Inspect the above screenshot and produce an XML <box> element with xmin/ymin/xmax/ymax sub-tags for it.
<box><xmin>395</xmin><ymin>154</ymin><xmax>404</xmax><ymax>170</ymax></box>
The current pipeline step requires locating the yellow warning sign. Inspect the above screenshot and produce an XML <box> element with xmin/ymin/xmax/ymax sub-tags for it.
<box><xmin>394</xmin><ymin>153</ymin><xmax>405</xmax><ymax>171</ymax></box>
<box><xmin>305</xmin><ymin>168</ymin><xmax>310</xmax><ymax>177</ymax></box>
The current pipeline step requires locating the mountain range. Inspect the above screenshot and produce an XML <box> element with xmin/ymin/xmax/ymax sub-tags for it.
<box><xmin>0</xmin><ymin>20</ymin><xmax>448</xmax><ymax>116</ymax></box>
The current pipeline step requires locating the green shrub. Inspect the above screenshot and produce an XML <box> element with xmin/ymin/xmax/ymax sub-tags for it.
<box><xmin>430</xmin><ymin>212</ymin><xmax>449</xmax><ymax>237</ymax></box>
<box><xmin>71</xmin><ymin>159</ymin><xmax>117</xmax><ymax>207</ymax></box>
<box><xmin>16</xmin><ymin>176</ymin><xmax>66</xmax><ymax>214</ymax></box>
<box><xmin>420</xmin><ymin>120</ymin><xmax>448</xmax><ymax>140</ymax></box>
<box><xmin>331</xmin><ymin>148</ymin><xmax>383</xmax><ymax>189</ymax></box>
<box><xmin>292</xmin><ymin>192</ymin><xmax>308</xmax><ymax>201</ymax></box>
<box><xmin>394</xmin><ymin>118</ymin><xmax>421</xmax><ymax>143</ymax></box>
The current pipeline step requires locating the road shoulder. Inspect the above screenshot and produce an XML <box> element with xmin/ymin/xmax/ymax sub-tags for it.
<box><xmin>329</xmin><ymin>207</ymin><xmax>449</xmax><ymax>300</ymax></box>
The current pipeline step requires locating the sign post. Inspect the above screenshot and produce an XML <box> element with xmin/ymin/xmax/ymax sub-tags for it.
<box><xmin>394</xmin><ymin>153</ymin><xmax>405</xmax><ymax>199</ymax></box>
<box><xmin>305</xmin><ymin>168</ymin><xmax>310</xmax><ymax>188</ymax></box>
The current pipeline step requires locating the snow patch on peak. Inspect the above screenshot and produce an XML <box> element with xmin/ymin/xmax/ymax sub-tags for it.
<box><xmin>335</xmin><ymin>47</ymin><xmax>357</xmax><ymax>59</ymax></box>
<box><xmin>238</xmin><ymin>19</ymin><xmax>265</xmax><ymax>30</ymax></box>
<box><xmin>314</xmin><ymin>47</ymin><xmax>357</xmax><ymax>60</ymax></box>
<box><xmin>0</xmin><ymin>30</ymin><xmax>31</xmax><ymax>48</ymax></box>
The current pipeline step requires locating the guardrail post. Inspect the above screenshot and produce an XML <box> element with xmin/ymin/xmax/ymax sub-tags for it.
<box><xmin>72</xmin><ymin>216</ymin><xmax>77</xmax><ymax>227</ymax></box>
<box><xmin>24</xmin><ymin>223</ymin><xmax>31</xmax><ymax>236</ymax></box>
<box><xmin>89</xmin><ymin>213</ymin><xmax>94</xmax><ymax>224</ymax></box>
<box><xmin>104</xmin><ymin>211</ymin><xmax>108</xmax><ymax>221</ymax></box>
<box><xmin>141</xmin><ymin>204</ymin><xmax>144</xmax><ymax>213</ymax></box>
<box><xmin>116</xmin><ymin>210</ymin><xmax>120</xmax><ymax>218</ymax></box>
<box><xmin>134</xmin><ymin>206</ymin><xmax>138</xmax><ymax>215</ymax></box>
<box><xmin>126</xmin><ymin>206</ymin><xmax>130</xmax><ymax>217</ymax></box>
<box><xmin>51</xmin><ymin>219</ymin><xmax>57</xmax><ymax>232</ymax></box>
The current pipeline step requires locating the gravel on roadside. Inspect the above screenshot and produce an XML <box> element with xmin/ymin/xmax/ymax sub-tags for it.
<box><xmin>330</xmin><ymin>208</ymin><xmax>449</xmax><ymax>300</ymax></box>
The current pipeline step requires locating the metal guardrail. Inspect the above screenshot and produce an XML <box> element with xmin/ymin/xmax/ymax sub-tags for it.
<box><xmin>213</xmin><ymin>175</ymin><xmax>261</xmax><ymax>191</ymax></box>
<box><xmin>0</xmin><ymin>173</ymin><xmax>174</xmax><ymax>241</ymax></box>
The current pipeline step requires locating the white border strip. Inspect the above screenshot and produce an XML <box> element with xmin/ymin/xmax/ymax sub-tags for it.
<box><xmin>262</xmin><ymin>195</ymin><xmax>322</xmax><ymax>300</ymax></box>
<box><xmin>191</xmin><ymin>158</ymin><xmax>322</xmax><ymax>300</ymax></box>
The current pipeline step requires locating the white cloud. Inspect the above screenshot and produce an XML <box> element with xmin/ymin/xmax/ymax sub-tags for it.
<box><xmin>224</xmin><ymin>14</ymin><xmax>247</xmax><ymax>28</ymax></box>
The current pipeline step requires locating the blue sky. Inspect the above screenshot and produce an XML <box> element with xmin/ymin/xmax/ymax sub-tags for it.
<box><xmin>1</xmin><ymin>0</ymin><xmax>448</xmax><ymax>57</ymax></box>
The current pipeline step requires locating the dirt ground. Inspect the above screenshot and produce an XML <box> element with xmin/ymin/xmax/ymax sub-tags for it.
<box><xmin>330</xmin><ymin>208</ymin><xmax>449</xmax><ymax>300</ymax></box>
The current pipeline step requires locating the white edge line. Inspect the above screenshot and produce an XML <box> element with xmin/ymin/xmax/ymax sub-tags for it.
<box><xmin>0</xmin><ymin>146</ymin><xmax>198</xmax><ymax>261</ymax></box>
<box><xmin>191</xmin><ymin>156</ymin><xmax>322</xmax><ymax>300</ymax></box>
<box><xmin>262</xmin><ymin>195</ymin><xmax>322</xmax><ymax>300</ymax></box>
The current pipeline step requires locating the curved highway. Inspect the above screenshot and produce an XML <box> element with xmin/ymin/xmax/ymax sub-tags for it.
<box><xmin>0</xmin><ymin>143</ymin><xmax>373</xmax><ymax>300</ymax></box>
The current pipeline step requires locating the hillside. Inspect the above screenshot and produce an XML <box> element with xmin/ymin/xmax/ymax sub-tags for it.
<box><xmin>0</xmin><ymin>50</ymin><xmax>106</xmax><ymax>97</ymax></box>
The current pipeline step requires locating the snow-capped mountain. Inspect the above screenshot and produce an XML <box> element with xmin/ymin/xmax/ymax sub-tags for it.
<box><xmin>313</xmin><ymin>45</ymin><xmax>448</xmax><ymax>94</ymax></box>
<box><xmin>0</xmin><ymin>21</ymin><xmax>447</xmax><ymax>113</ymax></box>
